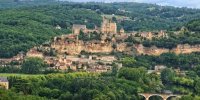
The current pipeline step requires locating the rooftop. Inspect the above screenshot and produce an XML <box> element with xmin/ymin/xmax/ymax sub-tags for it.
<box><xmin>0</xmin><ymin>77</ymin><xmax>8</xmax><ymax>82</ymax></box>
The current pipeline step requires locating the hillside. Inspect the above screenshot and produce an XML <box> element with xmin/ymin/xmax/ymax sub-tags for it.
<box><xmin>73</xmin><ymin>2</ymin><xmax>200</xmax><ymax>31</ymax></box>
<box><xmin>1</xmin><ymin>1</ymin><xmax>200</xmax><ymax>58</ymax></box>
<box><xmin>1</xmin><ymin>1</ymin><xmax>200</xmax><ymax>100</ymax></box>
<box><xmin>186</xmin><ymin>19</ymin><xmax>200</xmax><ymax>32</ymax></box>
<box><xmin>0</xmin><ymin>4</ymin><xmax>102</xmax><ymax>58</ymax></box>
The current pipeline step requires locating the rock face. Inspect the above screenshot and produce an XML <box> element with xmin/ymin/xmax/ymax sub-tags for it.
<box><xmin>134</xmin><ymin>44</ymin><xmax>200</xmax><ymax>55</ymax></box>
<box><xmin>52</xmin><ymin>40</ymin><xmax>200</xmax><ymax>56</ymax></box>
<box><xmin>134</xmin><ymin>44</ymin><xmax>169</xmax><ymax>55</ymax></box>
<box><xmin>172</xmin><ymin>44</ymin><xmax>200</xmax><ymax>54</ymax></box>
<box><xmin>85</xmin><ymin>42</ymin><xmax>113</xmax><ymax>53</ymax></box>
<box><xmin>52</xmin><ymin>34</ymin><xmax>200</xmax><ymax>56</ymax></box>
<box><xmin>52</xmin><ymin>41</ymin><xmax>83</xmax><ymax>55</ymax></box>
<box><xmin>52</xmin><ymin>40</ymin><xmax>114</xmax><ymax>55</ymax></box>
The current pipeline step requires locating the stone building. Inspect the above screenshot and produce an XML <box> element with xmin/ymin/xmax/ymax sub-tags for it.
<box><xmin>101</xmin><ymin>18</ymin><xmax>117</xmax><ymax>34</ymax></box>
<box><xmin>154</xmin><ymin>65</ymin><xmax>166</xmax><ymax>72</ymax></box>
<box><xmin>0</xmin><ymin>59</ymin><xmax>12</xmax><ymax>67</ymax></box>
<box><xmin>55</xmin><ymin>25</ymin><xmax>61</xmax><ymax>30</ymax></box>
<box><xmin>72</xmin><ymin>24</ymin><xmax>87</xmax><ymax>35</ymax></box>
<box><xmin>0</xmin><ymin>77</ymin><xmax>9</xmax><ymax>90</ymax></box>
<box><xmin>140</xmin><ymin>32</ymin><xmax>153</xmax><ymax>40</ymax></box>
<box><xmin>157</xmin><ymin>30</ymin><xmax>168</xmax><ymax>38</ymax></box>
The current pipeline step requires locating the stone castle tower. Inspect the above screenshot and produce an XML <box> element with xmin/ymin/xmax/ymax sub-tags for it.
<box><xmin>101</xmin><ymin>17</ymin><xmax>117</xmax><ymax>34</ymax></box>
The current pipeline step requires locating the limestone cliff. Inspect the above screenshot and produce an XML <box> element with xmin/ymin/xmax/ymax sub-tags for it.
<box><xmin>52</xmin><ymin>40</ymin><xmax>114</xmax><ymax>55</ymax></box>
<box><xmin>134</xmin><ymin>44</ymin><xmax>200</xmax><ymax>55</ymax></box>
<box><xmin>85</xmin><ymin>42</ymin><xmax>113</xmax><ymax>53</ymax></box>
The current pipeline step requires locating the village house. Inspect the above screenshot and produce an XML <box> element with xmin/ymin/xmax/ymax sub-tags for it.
<box><xmin>96</xmin><ymin>56</ymin><xmax>117</xmax><ymax>64</ymax></box>
<box><xmin>0</xmin><ymin>52</ymin><xmax>25</xmax><ymax>66</ymax></box>
<box><xmin>44</xmin><ymin>56</ymin><xmax>56</xmax><ymax>66</ymax></box>
<box><xmin>54</xmin><ymin>57</ymin><xmax>74</xmax><ymax>70</ymax></box>
<box><xmin>12</xmin><ymin>52</ymin><xmax>25</xmax><ymax>61</ymax></box>
<box><xmin>157</xmin><ymin>30</ymin><xmax>168</xmax><ymax>38</ymax></box>
<box><xmin>139</xmin><ymin>30</ymin><xmax>168</xmax><ymax>40</ymax></box>
<box><xmin>0</xmin><ymin>77</ymin><xmax>9</xmax><ymax>90</ymax></box>
<box><xmin>0</xmin><ymin>59</ymin><xmax>13</xmax><ymax>67</ymax></box>
<box><xmin>155</xmin><ymin>65</ymin><xmax>167</xmax><ymax>72</ymax></box>
<box><xmin>54</xmin><ymin>62</ymin><xmax>68</xmax><ymax>70</ymax></box>
<box><xmin>45</xmin><ymin>53</ymin><xmax>116</xmax><ymax>73</ymax></box>
<box><xmin>55</xmin><ymin>25</ymin><xmax>61</xmax><ymax>30</ymax></box>
<box><xmin>140</xmin><ymin>32</ymin><xmax>153</xmax><ymax>40</ymax></box>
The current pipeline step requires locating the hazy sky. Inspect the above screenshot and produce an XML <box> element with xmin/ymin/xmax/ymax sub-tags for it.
<box><xmin>66</xmin><ymin>0</ymin><xmax>200</xmax><ymax>8</ymax></box>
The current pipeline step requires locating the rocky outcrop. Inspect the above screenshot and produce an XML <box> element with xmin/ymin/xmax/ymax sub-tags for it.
<box><xmin>172</xmin><ymin>44</ymin><xmax>200</xmax><ymax>54</ymax></box>
<box><xmin>52</xmin><ymin>41</ymin><xmax>114</xmax><ymax>55</ymax></box>
<box><xmin>134</xmin><ymin>44</ymin><xmax>169</xmax><ymax>55</ymax></box>
<box><xmin>85</xmin><ymin>42</ymin><xmax>113</xmax><ymax>53</ymax></box>
<box><xmin>134</xmin><ymin>44</ymin><xmax>200</xmax><ymax>55</ymax></box>
<box><xmin>52</xmin><ymin>33</ymin><xmax>200</xmax><ymax>56</ymax></box>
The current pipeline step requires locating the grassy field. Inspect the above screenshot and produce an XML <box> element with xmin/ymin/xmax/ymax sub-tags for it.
<box><xmin>0</xmin><ymin>72</ymin><xmax>99</xmax><ymax>78</ymax></box>
<box><xmin>0</xmin><ymin>73</ymin><xmax>44</xmax><ymax>78</ymax></box>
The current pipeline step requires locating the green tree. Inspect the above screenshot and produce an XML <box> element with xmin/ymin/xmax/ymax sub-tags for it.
<box><xmin>118</xmin><ymin>67</ymin><xmax>147</xmax><ymax>81</ymax></box>
<box><xmin>121</xmin><ymin>57</ymin><xmax>136</xmax><ymax>67</ymax></box>
<box><xmin>179</xmin><ymin>95</ymin><xmax>194</xmax><ymax>100</ymax></box>
<box><xmin>194</xmin><ymin>78</ymin><xmax>200</xmax><ymax>95</ymax></box>
<box><xmin>21</xmin><ymin>57</ymin><xmax>47</xmax><ymax>74</ymax></box>
<box><xmin>59</xmin><ymin>92</ymin><xmax>73</xmax><ymax>100</ymax></box>
<box><xmin>161</xmin><ymin>68</ymin><xmax>176</xmax><ymax>84</ymax></box>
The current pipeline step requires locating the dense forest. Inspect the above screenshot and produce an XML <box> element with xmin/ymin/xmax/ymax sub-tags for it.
<box><xmin>186</xmin><ymin>19</ymin><xmax>200</xmax><ymax>32</ymax></box>
<box><xmin>0</xmin><ymin>2</ymin><xmax>101</xmax><ymax>58</ymax></box>
<box><xmin>72</xmin><ymin>2</ymin><xmax>200</xmax><ymax>31</ymax></box>
<box><xmin>1</xmin><ymin>1</ymin><xmax>200</xmax><ymax>58</ymax></box>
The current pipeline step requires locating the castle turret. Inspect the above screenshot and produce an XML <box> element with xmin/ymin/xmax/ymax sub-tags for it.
<box><xmin>101</xmin><ymin>17</ymin><xmax>117</xmax><ymax>34</ymax></box>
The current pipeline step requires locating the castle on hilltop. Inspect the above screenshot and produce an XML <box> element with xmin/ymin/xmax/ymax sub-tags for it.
<box><xmin>101</xmin><ymin>17</ymin><xmax>117</xmax><ymax>34</ymax></box>
<box><xmin>72</xmin><ymin>17</ymin><xmax>119</xmax><ymax>35</ymax></box>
